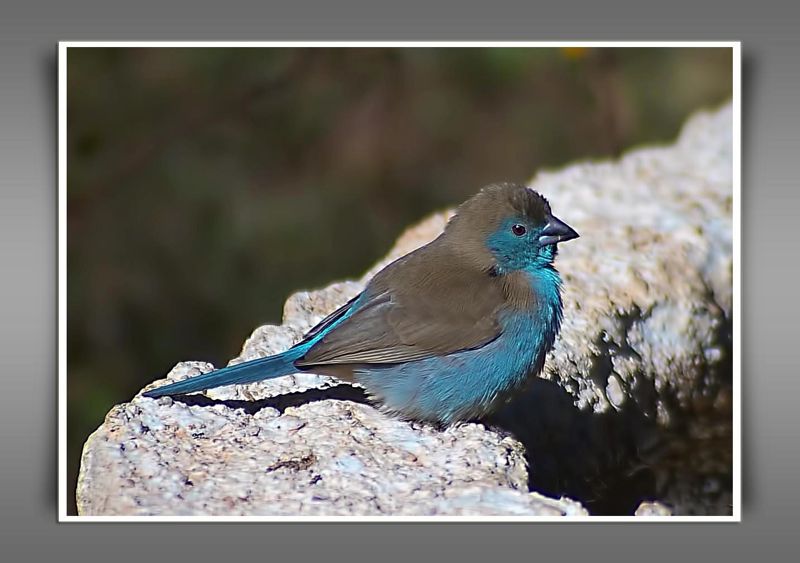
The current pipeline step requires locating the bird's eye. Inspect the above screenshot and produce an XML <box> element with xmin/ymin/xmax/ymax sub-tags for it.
<box><xmin>511</xmin><ymin>224</ymin><xmax>527</xmax><ymax>236</ymax></box>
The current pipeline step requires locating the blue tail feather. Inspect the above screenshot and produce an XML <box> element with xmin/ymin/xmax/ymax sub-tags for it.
<box><xmin>143</xmin><ymin>348</ymin><xmax>303</xmax><ymax>398</ymax></box>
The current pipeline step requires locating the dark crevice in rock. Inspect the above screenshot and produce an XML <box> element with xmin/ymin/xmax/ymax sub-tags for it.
<box><xmin>167</xmin><ymin>384</ymin><xmax>373</xmax><ymax>415</ymax></box>
<box><xmin>484</xmin><ymin>365</ymin><xmax>733</xmax><ymax>516</ymax></box>
<box><xmin>483</xmin><ymin>377</ymin><xmax>662</xmax><ymax>515</ymax></box>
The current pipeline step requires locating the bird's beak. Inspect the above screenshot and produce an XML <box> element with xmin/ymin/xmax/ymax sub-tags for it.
<box><xmin>538</xmin><ymin>215</ymin><xmax>579</xmax><ymax>246</ymax></box>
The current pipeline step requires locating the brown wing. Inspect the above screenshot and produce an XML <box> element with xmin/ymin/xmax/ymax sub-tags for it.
<box><xmin>296</xmin><ymin>242</ymin><xmax>505</xmax><ymax>367</ymax></box>
<box><xmin>296</xmin><ymin>293</ymin><xmax>362</xmax><ymax>347</ymax></box>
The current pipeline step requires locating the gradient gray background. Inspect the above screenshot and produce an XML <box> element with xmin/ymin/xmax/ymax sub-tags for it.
<box><xmin>0</xmin><ymin>0</ymin><xmax>792</xmax><ymax>560</ymax></box>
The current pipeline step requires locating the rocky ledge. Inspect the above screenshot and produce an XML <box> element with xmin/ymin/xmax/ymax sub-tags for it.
<box><xmin>77</xmin><ymin>103</ymin><xmax>733</xmax><ymax>517</ymax></box>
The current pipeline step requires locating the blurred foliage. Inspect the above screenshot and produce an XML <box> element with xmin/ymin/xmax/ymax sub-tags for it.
<box><xmin>67</xmin><ymin>46</ymin><xmax>732</xmax><ymax>512</ymax></box>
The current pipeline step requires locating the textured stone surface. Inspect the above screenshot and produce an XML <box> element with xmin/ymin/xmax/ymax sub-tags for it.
<box><xmin>78</xmin><ymin>365</ymin><xmax>586</xmax><ymax>517</ymax></box>
<box><xmin>635</xmin><ymin>501</ymin><xmax>673</xmax><ymax>517</ymax></box>
<box><xmin>77</xmin><ymin>103</ymin><xmax>733</xmax><ymax>517</ymax></box>
<box><xmin>537</xmin><ymin>106</ymin><xmax>733</xmax><ymax>421</ymax></box>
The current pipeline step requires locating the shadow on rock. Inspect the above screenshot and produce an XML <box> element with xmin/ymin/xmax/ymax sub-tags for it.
<box><xmin>169</xmin><ymin>384</ymin><xmax>373</xmax><ymax>415</ymax></box>
<box><xmin>483</xmin><ymin>376</ymin><xmax>733</xmax><ymax>516</ymax></box>
<box><xmin>482</xmin><ymin>378</ymin><xmax>663</xmax><ymax>515</ymax></box>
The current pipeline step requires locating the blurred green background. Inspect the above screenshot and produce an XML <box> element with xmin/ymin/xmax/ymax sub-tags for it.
<box><xmin>67</xmin><ymin>46</ymin><xmax>732</xmax><ymax>513</ymax></box>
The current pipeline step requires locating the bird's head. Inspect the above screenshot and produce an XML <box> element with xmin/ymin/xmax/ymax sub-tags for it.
<box><xmin>444</xmin><ymin>183</ymin><xmax>579</xmax><ymax>274</ymax></box>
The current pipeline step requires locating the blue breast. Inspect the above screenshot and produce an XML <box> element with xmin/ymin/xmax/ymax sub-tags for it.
<box><xmin>355</xmin><ymin>273</ymin><xmax>562</xmax><ymax>424</ymax></box>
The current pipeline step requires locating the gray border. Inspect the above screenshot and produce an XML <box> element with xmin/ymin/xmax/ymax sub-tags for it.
<box><xmin>1</xmin><ymin>0</ymin><xmax>795</xmax><ymax>560</ymax></box>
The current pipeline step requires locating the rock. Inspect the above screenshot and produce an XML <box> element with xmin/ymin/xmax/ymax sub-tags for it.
<box><xmin>76</xmin><ymin>103</ymin><xmax>733</xmax><ymax>516</ymax></box>
<box><xmin>78</xmin><ymin>364</ymin><xmax>585</xmax><ymax>516</ymax></box>
<box><xmin>635</xmin><ymin>501</ymin><xmax>673</xmax><ymax>517</ymax></box>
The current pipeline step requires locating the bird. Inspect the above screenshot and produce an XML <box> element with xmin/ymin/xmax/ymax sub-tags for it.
<box><xmin>143</xmin><ymin>183</ymin><xmax>579</xmax><ymax>425</ymax></box>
